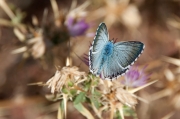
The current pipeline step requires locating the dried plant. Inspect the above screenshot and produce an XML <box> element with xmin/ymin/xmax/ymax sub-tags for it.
<box><xmin>45</xmin><ymin>65</ymin><xmax>155</xmax><ymax>119</ymax></box>
<box><xmin>90</xmin><ymin>0</ymin><xmax>141</xmax><ymax>29</ymax></box>
<box><xmin>0</xmin><ymin>0</ymin><xmax>91</xmax><ymax>65</ymax></box>
<box><xmin>148</xmin><ymin>56</ymin><xmax>180</xmax><ymax>118</ymax></box>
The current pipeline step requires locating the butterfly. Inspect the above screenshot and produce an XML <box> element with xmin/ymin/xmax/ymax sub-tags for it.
<box><xmin>89</xmin><ymin>23</ymin><xmax>145</xmax><ymax>80</ymax></box>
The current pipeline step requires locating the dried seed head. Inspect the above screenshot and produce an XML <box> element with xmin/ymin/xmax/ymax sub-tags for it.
<box><xmin>28</xmin><ymin>36</ymin><xmax>46</xmax><ymax>59</ymax></box>
<box><xmin>46</xmin><ymin>66</ymin><xmax>86</xmax><ymax>93</ymax></box>
<box><xmin>99</xmin><ymin>80</ymin><xmax>137</xmax><ymax>108</ymax></box>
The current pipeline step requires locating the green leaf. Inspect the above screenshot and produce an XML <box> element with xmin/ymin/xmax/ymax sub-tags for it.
<box><xmin>84</xmin><ymin>81</ymin><xmax>91</xmax><ymax>91</ymax></box>
<box><xmin>74</xmin><ymin>103</ymin><xmax>95</xmax><ymax>119</ymax></box>
<box><xmin>60</xmin><ymin>101</ymin><xmax>65</xmax><ymax>112</ymax></box>
<box><xmin>68</xmin><ymin>81</ymin><xmax>74</xmax><ymax>87</ymax></box>
<box><xmin>123</xmin><ymin>106</ymin><xmax>137</xmax><ymax>118</ymax></box>
<box><xmin>115</xmin><ymin>110</ymin><xmax>122</xmax><ymax>119</ymax></box>
<box><xmin>70</xmin><ymin>89</ymin><xmax>77</xmax><ymax>96</ymax></box>
<box><xmin>74</xmin><ymin>92</ymin><xmax>86</xmax><ymax>105</ymax></box>
<box><xmin>93</xmin><ymin>89</ymin><xmax>101</xmax><ymax>97</ymax></box>
<box><xmin>62</xmin><ymin>87</ymin><xmax>68</xmax><ymax>94</ymax></box>
<box><xmin>58</xmin><ymin>102</ymin><xmax>64</xmax><ymax>119</ymax></box>
<box><xmin>91</xmin><ymin>97</ymin><xmax>100</xmax><ymax>109</ymax></box>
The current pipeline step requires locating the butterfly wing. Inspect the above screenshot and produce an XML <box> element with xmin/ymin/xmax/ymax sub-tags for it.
<box><xmin>101</xmin><ymin>41</ymin><xmax>144</xmax><ymax>80</ymax></box>
<box><xmin>114</xmin><ymin>41</ymin><xmax>144</xmax><ymax>68</ymax></box>
<box><xmin>89</xmin><ymin>23</ymin><xmax>109</xmax><ymax>74</ymax></box>
<box><xmin>101</xmin><ymin>54</ymin><xmax>129</xmax><ymax>80</ymax></box>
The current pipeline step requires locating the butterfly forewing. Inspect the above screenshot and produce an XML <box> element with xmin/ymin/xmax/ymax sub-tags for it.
<box><xmin>92</xmin><ymin>23</ymin><xmax>109</xmax><ymax>52</ymax></box>
<box><xmin>89</xmin><ymin>23</ymin><xmax>109</xmax><ymax>74</ymax></box>
<box><xmin>114</xmin><ymin>41</ymin><xmax>144</xmax><ymax>68</ymax></box>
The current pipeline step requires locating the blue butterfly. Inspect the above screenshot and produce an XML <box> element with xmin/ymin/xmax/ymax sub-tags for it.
<box><xmin>89</xmin><ymin>23</ymin><xmax>145</xmax><ymax>80</ymax></box>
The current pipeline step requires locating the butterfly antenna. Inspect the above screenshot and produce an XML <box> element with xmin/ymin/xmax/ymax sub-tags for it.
<box><xmin>84</xmin><ymin>54</ymin><xmax>89</xmax><ymax>57</ymax></box>
<box><xmin>89</xmin><ymin>41</ymin><xmax>92</xmax><ymax>47</ymax></box>
<box><xmin>114</xmin><ymin>38</ymin><xmax>118</xmax><ymax>43</ymax></box>
<box><xmin>82</xmin><ymin>54</ymin><xmax>89</xmax><ymax>66</ymax></box>
<box><xmin>73</xmin><ymin>52</ymin><xmax>89</xmax><ymax>66</ymax></box>
<box><xmin>100</xmin><ymin>73</ymin><xmax>102</xmax><ymax>79</ymax></box>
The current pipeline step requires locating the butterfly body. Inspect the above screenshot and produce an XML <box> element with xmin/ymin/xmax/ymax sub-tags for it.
<box><xmin>89</xmin><ymin>23</ymin><xmax>145</xmax><ymax>80</ymax></box>
<box><xmin>103</xmin><ymin>41</ymin><xmax>114</xmax><ymax>56</ymax></box>
<box><xmin>95</xmin><ymin>41</ymin><xmax>114</xmax><ymax>75</ymax></box>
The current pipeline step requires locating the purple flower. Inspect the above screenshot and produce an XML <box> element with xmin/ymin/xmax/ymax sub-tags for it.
<box><xmin>66</xmin><ymin>17</ymin><xmax>89</xmax><ymax>37</ymax></box>
<box><xmin>122</xmin><ymin>66</ymin><xmax>149</xmax><ymax>88</ymax></box>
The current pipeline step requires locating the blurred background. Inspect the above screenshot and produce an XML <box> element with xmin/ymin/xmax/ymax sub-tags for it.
<box><xmin>0</xmin><ymin>0</ymin><xmax>180</xmax><ymax>119</ymax></box>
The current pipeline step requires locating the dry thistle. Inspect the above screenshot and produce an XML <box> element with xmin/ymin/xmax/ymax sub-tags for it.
<box><xmin>91</xmin><ymin>0</ymin><xmax>141</xmax><ymax>29</ymax></box>
<box><xmin>148</xmin><ymin>56</ymin><xmax>180</xmax><ymax>118</ymax></box>
<box><xmin>45</xmin><ymin>65</ymin><xmax>154</xmax><ymax>119</ymax></box>
<box><xmin>46</xmin><ymin>66</ymin><xmax>87</xmax><ymax>94</ymax></box>
<box><xmin>10</xmin><ymin>0</ymin><xmax>91</xmax><ymax>61</ymax></box>
<box><xmin>96</xmin><ymin>80</ymin><xmax>137</xmax><ymax>119</ymax></box>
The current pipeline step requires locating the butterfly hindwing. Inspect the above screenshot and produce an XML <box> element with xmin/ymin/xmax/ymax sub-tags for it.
<box><xmin>101</xmin><ymin>51</ymin><xmax>129</xmax><ymax>80</ymax></box>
